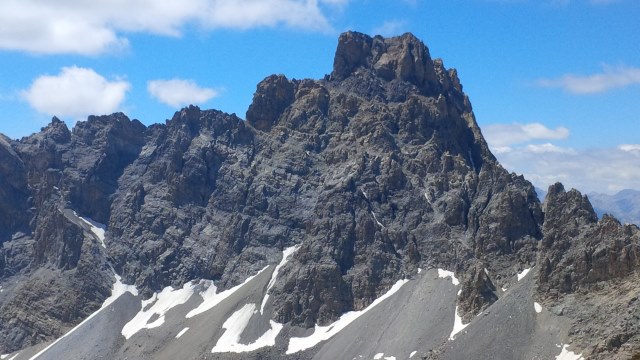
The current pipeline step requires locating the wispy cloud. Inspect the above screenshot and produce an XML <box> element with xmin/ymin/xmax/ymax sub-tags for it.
<box><xmin>536</xmin><ymin>65</ymin><xmax>640</xmax><ymax>94</ymax></box>
<box><xmin>372</xmin><ymin>20</ymin><xmax>408</xmax><ymax>37</ymax></box>
<box><xmin>619</xmin><ymin>144</ymin><xmax>640</xmax><ymax>153</ymax></box>
<box><xmin>0</xmin><ymin>0</ymin><xmax>347</xmax><ymax>55</ymax></box>
<box><xmin>494</xmin><ymin>143</ymin><xmax>640</xmax><ymax>194</ymax></box>
<box><xmin>148</xmin><ymin>79</ymin><xmax>219</xmax><ymax>108</ymax></box>
<box><xmin>21</xmin><ymin>66</ymin><xmax>130</xmax><ymax>120</ymax></box>
<box><xmin>483</xmin><ymin>122</ymin><xmax>639</xmax><ymax>193</ymax></box>
<box><xmin>482</xmin><ymin>122</ymin><xmax>569</xmax><ymax>147</ymax></box>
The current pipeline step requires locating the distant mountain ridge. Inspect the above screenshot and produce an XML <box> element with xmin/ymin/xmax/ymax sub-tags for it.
<box><xmin>0</xmin><ymin>31</ymin><xmax>638</xmax><ymax>360</ymax></box>
<box><xmin>588</xmin><ymin>189</ymin><xmax>640</xmax><ymax>226</ymax></box>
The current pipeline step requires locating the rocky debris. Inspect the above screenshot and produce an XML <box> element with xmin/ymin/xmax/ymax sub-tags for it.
<box><xmin>0</xmin><ymin>31</ymin><xmax>637</xmax><ymax>357</ymax></box>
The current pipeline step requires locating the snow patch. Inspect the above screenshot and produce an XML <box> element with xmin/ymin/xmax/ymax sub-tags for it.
<box><xmin>176</xmin><ymin>327</ymin><xmax>189</xmax><ymax>339</ymax></box>
<box><xmin>501</xmin><ymin>286</ymin><xmax>507</xmax><ymax>292</ymax></box>
<box><xmin>417</xmin><ymin>268</ymin><xmax>422</xmax><ymax>274</ymax></box>
<box><xmin>29</xmin><ymin>274</ymin><xmax>137</xmax><ymax>359</ymax></box>
<box><xmin>287</xmin><ymin>279</ymin><xmax>409</xmax><ymax>354</ymax></box>
<box><xmin>410</xmin><ymin>351</ymin><xmax>417</xmax><ymax>358</ymax></box>
<box><xmin>103</xmin><ymin>274</ymin><xmax>138</xmax><ymax>309</ymax></box>
<box><xmin>77</xmin><ymin>214</ymin><xmax>107</xmax><ymax>248</ymax></box>
<box><xmin>260</xmin><ymin>245</ymin><xmax>300</xmax><ymax>314</ymax></box>
<box><xmin>534</xmin><ymin>302</ymin><xmax>542</xmax><ymax>313</ymax></box>
<box><xmin>384</xmin><ymin>357</ymin><xmax>396</xmax><ymax>360</ymax></box>
<box><xmin>122</xmin><ymin>282</ymin><xmax>196</xmax><ymax>339</ymax></box>
<box><xmin>373</xmin><ymin>353</ymin><xmax>383</xmax><ymax>360</ymax></box>
<box><xmin>517</xmin><ymin>268</ymin><xmax>531</xmax><ymax>281</ymax></box>
<box><xmin>556</xmin><ymin>344</ymin><xmax>583</xmax><ymax>360</ymax></box>
<box><xmin>437</xmin><ymin>269</ymin><xmax>460</xmax><ymax>286</ymax></box>
<box><xmin>483</xmin><ymin>268</ymin><xmax>489</xmax><ymax>276</ymax></box>
<box><xmin>211</xmin><ymin>303</ymin><xmax>283</xmax><ymax>353</ymax></box>
<box><xmin>448</xmin><ymin>306</ymin><xmax>469</xmax><ymax>340</ymax></box>
<box><xmin>187</xmin><ymin>266</ymin><xmax>268</xmax><ymax>318</ymax></box>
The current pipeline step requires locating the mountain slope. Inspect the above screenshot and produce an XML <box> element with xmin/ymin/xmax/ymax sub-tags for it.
<box><xmin>0</xmin><ymin>31</ymin><xmax>638</xmax><ymax>359</ymax></box>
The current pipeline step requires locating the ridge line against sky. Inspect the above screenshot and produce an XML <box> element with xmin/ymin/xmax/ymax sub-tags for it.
<box><xmin>0</xmin><ymin>0</ymin><xmax>638</xmax><ymax>194</ymax></box>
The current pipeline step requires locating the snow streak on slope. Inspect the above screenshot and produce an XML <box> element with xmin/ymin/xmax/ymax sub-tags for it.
<box><xmin>448</xmin><ymin>306</ymin><xmax>469</xmax><ymax>340</ymax></box>
<box><xmin>517</xmin><ymin>268</ymin><xmax>531</xmax><ymax>281</ymax></box>
<box><xmin>437</xmin><ymin>268</ymin><xmax>468</xmax><ymax>341</ymax></box>
<box><xmin>286</xmin><ymin>279</ymin><xmax>409</xmax><ymax>354</ymax></box>
<box><xmin>260</xmin><ymin>245</ymin><xmax>300</xmax><ymax>314</ymax></box>
<box><xmin>186</xmin><ymin>266</ymin><xmax>268</xmax><ymax>318</ymax></box>
<box><xmin>211</xmin><ymin>303</ymin><xmax>283</xmax><ymax>353</ymax></box>
<box><xmin>29</xmin><ymin>275</ymin><xmax>138</xmax><ymax>359</ymax></box>
<box><xmin>122</xmin><ymin>282</ymin><xmax>196</xmax><ymax>339</ymax></box>
<box><xmin>175</xmin><ymin>327</ymin><xmax>189</xmax><ymax>339</ymax></box>
<box><xmin>77</xmin><ymin>215</ymin><xmax>107</xmax><ymax>248</ymax></box>
<box><xmin>556</xmin><ymin>344</ymin><xmax>583</xmax><ymax>360</ymax></box>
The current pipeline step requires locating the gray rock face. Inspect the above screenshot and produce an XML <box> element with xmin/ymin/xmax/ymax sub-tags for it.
<box><xmin>0</xmin><ymin>31</ymin><xmax>638</xmax><ymax>358</ymax></box>
<box><xmin>538</xmin><ymin>183</ymin><xmax>640</xmax><ymax>358</ymax></box>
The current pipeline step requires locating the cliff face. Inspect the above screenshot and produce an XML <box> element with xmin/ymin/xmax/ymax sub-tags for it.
<box><xmin>0</xmin><ymin>31</ymin><xmax>638</xmax><ymax>358</ymax></box>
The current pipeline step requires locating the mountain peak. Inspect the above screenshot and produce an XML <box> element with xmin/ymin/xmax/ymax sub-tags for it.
<box><xmin>331</xmin><ymin>31</ymin><xmax>439</xmax><ymax>93</ymax></box>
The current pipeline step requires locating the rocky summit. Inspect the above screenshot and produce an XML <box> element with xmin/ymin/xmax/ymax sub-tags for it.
<box><xmin>0</xmin><ymin>32</ymin><xmax>638</xmax><ymax>360</ymax></box>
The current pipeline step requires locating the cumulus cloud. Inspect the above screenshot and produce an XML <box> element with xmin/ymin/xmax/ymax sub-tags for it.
<box><xmin>21</xmin><ymin>66</ymin><xmax>130</xmax><ymax>119</ymax></box>
<box><xmin>0</xmin><ymin>0</ymin><xmax>346</xmax><ymax>55</ymax></box>
<box><xmin>148</xmin><ymin>79</ymin><xmax>219</xmax><ymax>108</ymax></box>
<box><xmin>482</xmin><ymin>122</ymin><xmax>569</xmax><ymax>147</ymax></box>
<box><xmin>536</xmin><ymin>65</ymin><xmax>640</xmax><ymax>94</ymax></box>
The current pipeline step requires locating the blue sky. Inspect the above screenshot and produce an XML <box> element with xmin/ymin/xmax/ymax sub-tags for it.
<box><xmin>0</xmin><ymin>0</ymin><xmax>638</xmax><ymax>194</ymax></box>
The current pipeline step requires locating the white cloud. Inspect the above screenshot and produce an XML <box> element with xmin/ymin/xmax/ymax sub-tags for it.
<box><xmin>494</xmin><ymin>144</ymin><xmax>640</xmax><ymax>194</ymax></box>
<box><xmin>482</xmin><ymin>122</ymin><xmax>569</xmax><ymax>147</ymax></box>
<box><xmin>483</xmin><ymin>122</ymin><xmax>639</xmax><ymax>193</ymax></box>
<box><xmin>525</xmin><ymin>142</ymin><xmax>575</xmax><ymax>154</ymax></box>
<box><xmin>619</xmin><ymin>144</ymin><xmax>640</xmax><ymax>153</ymax></box>
<box><xmin>21</xmin><ymin>66</ymin><xmax>130</xmax><ymax>119</ymax></box>
<box><xmin>536</xmin><ymin>65</ymin><xmax>640</xmax><ymax>94</ymax></box>
<box><xmin>148</xmin><ymin>79</ymin><xmax>219</xmax><ymax>108</ymax></box>
<box><xmin>372</xmin><ymin>20</ymin><xmax>408</xmax><ymax>37</ymax></box>
<box><xmin>0</xmin><ymin>0</ymin><xmax>346</xmax><ymax>55</ymax></box>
